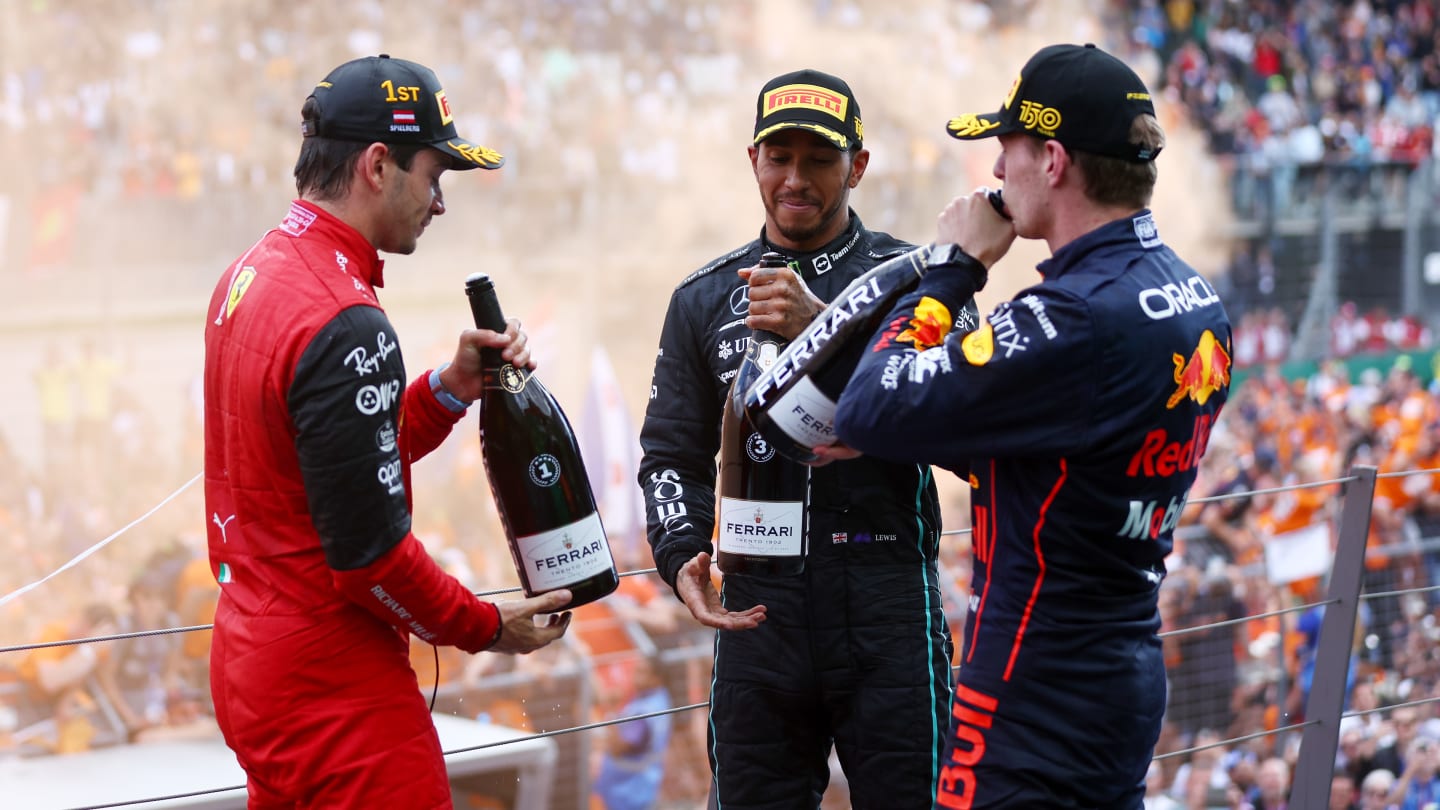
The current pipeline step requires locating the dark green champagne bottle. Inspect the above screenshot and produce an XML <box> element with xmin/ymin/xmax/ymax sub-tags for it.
<box><xmin>466</xmin><ymin>273</ymin><xmax>619</xmax><ymax>610</ymax></box>
<box><xmin>715</xmin><ymin>252</ymin><xmax>810</xmax><ymax>577</ymax></box>
<box><xmin>740</xmin><ymin>248</ymin><xmax>930</xmax><ymax>463</ymax></box>
<box><xmin>742</xmin><ymin>191</ymin><xmax>1000</xmax><ymax>463</ymax></box>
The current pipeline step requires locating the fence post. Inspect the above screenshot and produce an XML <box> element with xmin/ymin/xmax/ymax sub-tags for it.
<box><xmin>1290</xmin><ymin>465</ymin><xmax>1375</xmax><ymax>806</ymax></box>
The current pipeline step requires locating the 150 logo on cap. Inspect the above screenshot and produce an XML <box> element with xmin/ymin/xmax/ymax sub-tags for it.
<box><xmin>1018</xmin><ymin>100</ymin><xmax>1061</xmax><ymax>137</ymax></box>
<box><xmin>764</xmin><ymin>83</ymin><xmax>848</xmax><ymax>122</ymax></box>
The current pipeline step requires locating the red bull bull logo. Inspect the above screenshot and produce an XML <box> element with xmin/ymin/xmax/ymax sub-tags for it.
<box><xmin>897</xmin><ymin>296</ymin><xmax>952</xmax><ymax>351</ymax></box>
<box><xmin>1166</xmin><ymin>330</ymin><xmax>1230</xmax><ymax>409</ymax></box>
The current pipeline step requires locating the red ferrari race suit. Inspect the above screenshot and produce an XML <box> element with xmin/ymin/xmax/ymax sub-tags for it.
<box><xmin>204</xmin><ymin>201</ymin><xmax>500</xmax><ymax>808</ymax></box>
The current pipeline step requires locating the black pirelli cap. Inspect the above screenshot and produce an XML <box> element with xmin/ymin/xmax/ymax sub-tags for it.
<box><xmin>753</xmin><ymin>69</ymin><xmax>863</xmax><ymax>150</ymax></box>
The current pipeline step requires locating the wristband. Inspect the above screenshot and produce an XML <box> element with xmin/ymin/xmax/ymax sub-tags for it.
<box><xmin>485</xmin><ymin>611</ymin><xmax>504</xmax><ymax>650</ymax></box>
<box><xmin>429</xmin><ymin>362</ymin><xmax>472</xmax><ymax>413</ymax></box>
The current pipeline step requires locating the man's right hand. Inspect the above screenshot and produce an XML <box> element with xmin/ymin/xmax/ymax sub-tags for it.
<box><xmin>676</xmin><ymin>552</ymin><xmax>766</xmax><ymax>630</ymax></box>
<box><xmin>936</xmin><ymin>187</ymin><xmax>1017</xmax><ymax>269</ymax></box>
<box><xmin>489</xmin><ymin>590</ymin><xmax>574</xmax><ymax>654</ymax></box>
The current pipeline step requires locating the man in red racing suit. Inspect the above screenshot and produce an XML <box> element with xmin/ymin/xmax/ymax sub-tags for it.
<box><xmin>204</xmin><ymin>55</ymin><xmax>571</xmax><ymax>809</ymax></box>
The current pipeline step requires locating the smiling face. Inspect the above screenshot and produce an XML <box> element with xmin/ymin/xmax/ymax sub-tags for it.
<box><xmin>749</xmin><ymin>128</ymin><xmax>867</xmax><ymax>252</ymax></box>
<box><xmin>375</xmin><ymin>146</ymin><xmax>449</xmax><ymax>255</ymax></box>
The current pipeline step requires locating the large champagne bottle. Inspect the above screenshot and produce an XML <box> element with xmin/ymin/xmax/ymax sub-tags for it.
<box><xmin>716</xmin><ymin>252</ymin><xmax>810</xmax><ymax>577</ymax></box>
<box><xmin>467</xmin><ymin>273</ymin><xmax>619</xmax><ymax>610</ymax></box>
<box><xmin>742</xmin><ymin>244</ymin><xmax>982</xmax><ymax>463</ymax></box>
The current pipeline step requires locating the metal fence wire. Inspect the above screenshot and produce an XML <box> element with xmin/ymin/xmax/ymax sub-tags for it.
<box><xmin>4</xmin><ymin>463</ymin><xmax>1440</xmax><ymax>807</ymax></box>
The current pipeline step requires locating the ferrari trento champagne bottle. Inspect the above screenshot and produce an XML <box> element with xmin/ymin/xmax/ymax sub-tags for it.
<box><xmin>741</xmin><ymin>192</ymin><xmax>1003</xmax><ymax>464</ymax></box>
<box><xmin>741</xmin><ymin>191</ymin><xmax>1001</xmax><ymax>464</ymax></box>
<box><xmin>739</xmin><ymin>247</ymin><xmax>929</xmax><ymax>464</ymax></box>
<box><xmin>716</xmin><ymin>252</ymin><xmax>810</xmax><ymax>577</ymax></box>
<box><xmin>466</xmin><ymin>273</ymin><xmax>619</xmax><ymax>610</ymax></box>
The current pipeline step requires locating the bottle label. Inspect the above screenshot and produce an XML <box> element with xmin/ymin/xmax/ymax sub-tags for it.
<box><xmin>747</xmin><ymin>250</ymin><xmax>927</xmax><ymax>414</ymax></box>
<box><xmin>747</xmin><ymin>272</ymin><xmax>892</xmax><ymax>408</ymax></box>
<box><xmin>718</xmin><ymin>496</ymin><xmax>804</xmax><ymax>556</ymax></box>
<box><xmin>753</xmin><ymin>340</ymin><xmax>781</xmax><ymax>370</ymax></box>
<box><xmin>516</xmin><ymin>511</ymin><xmax>613</xmax><ymax>591</ymax></box>
<box><xmin>766</xmin><ymin>376</ymin><xmax>838</xmax><ymax>448</ymax></box>
<box><xmin>483</xmin><ymin>364</ymin><xmax>531</xmax><ymax>393</ymax></box>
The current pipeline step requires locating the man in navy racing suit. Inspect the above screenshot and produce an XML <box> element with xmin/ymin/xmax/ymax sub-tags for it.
<box><xmin>639</xmin><ymin>69</ymin><xmax>970</xmax><ymax>809</ymax></box>
<box><xmin>827</xmin><ymin>44</ymin><xmax>1233</xmax><ymax>809</ymax></box>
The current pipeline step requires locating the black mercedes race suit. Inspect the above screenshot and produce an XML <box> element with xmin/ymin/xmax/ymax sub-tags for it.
<box><xmin>639</xmin><ymin>212</ymin><xmax>964</xmax><ymax>810</ymax></box>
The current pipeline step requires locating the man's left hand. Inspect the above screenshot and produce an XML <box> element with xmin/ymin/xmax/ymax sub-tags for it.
<box><xmin>805</xmin><ymin>441</ymin><xmax>862</xmax><ymax>467</ymax></box>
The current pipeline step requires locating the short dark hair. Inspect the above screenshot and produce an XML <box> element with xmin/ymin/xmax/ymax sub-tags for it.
<box><xmin>1070</xmin><ymin>114</ymin><xmax>1164</xmax><ymax>209</ymax></box>
<box><xmin>294</xmin><ymin>97</ymin><xmax>425</xmax><ymax>200</ymax></box>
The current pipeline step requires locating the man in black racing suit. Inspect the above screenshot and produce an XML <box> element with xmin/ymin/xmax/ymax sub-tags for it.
<box><xmin>638</xmin><ymin>69</ymin><xmax>968</xmax><ymax>810</ymax></box>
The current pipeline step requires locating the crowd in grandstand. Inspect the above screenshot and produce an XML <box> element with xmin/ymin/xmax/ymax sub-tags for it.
<box><xmin>1124</xmin><ymin>0</ymin><xmax>1440</xmax><ymax>217</ymax></box>
<box><xmin>10</xmin><ymin>1</ymin><xmax>1440</xmax><ymax>808</ymax></box>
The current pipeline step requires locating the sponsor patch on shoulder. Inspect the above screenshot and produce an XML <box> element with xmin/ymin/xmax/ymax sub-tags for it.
<box><xmin>280</xmin><ymin>202</ymin><xmax>317</xmax><ymax>236</ymax></box>
<box><xmin>1133</xmin><ymin>212</ymin><xmax>1161</xmax><ymax>248</ymax></box>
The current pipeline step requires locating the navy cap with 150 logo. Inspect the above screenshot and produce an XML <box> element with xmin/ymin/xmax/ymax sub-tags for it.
<box><xmin>301</xmin><ymin>54</ymin><xmax>505</xmax><ymax>170</ymax></box>
<box><xmin>945</xmin><ymin>43</ymin><xmax>1160</xmax><ymax>163</ymax></box>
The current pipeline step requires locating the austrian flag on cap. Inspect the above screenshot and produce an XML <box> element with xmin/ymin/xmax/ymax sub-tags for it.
<box><xmin>391</xmin><ymin>109</ymin><xmax>418</xmax><ymax>133</ymax></box>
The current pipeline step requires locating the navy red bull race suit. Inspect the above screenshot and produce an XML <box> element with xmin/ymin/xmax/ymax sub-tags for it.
<box><xmin>204</xmin><ymin>201</ymin><xmax>502</xmax><ymax>808</ymax></box>
<box><xmin>836</xmin><ymin>211</ymin><xmax>1232</xmax><ymax>809</ymax></box>
<box><xmin>639</xmin><ymin>213</ymin><xmax>968</xmax><ymax>810</ymax></box>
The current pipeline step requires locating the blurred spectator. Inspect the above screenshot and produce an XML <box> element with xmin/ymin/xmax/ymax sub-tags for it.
<box><xmin>71</xmin><ymin>337</ymin><xmax>122</xmax><ymax>478</ymax></box>
<box><xmin>1362</xmin><ymin>767</ymin><xmax>1400</xmax><ymax>810</ymax></box>
<box><xmin>13</xmin><ymin>603</ymin><xmax>117</xmax><ymax>753</ymax></box>
<box><xmin>1145</xmin><ymin>759</ymin><xmax>1184</xmax><ymax>809</ymax></box>
<box><xmin>1247</xmin><ymin>756</ymin><xmax>1292</xmax><ymax>809</ymax></box>
<box><xmin>1373</xmin><ymin>707</ymin><xmax>1426</xmax><ymax>784</ymax></box>
<box><xmin>1341</xmin><ymin>722</ymin><xmax>1382</xmax><ymax>792</ymax></box>
<box><xmin>93</xmin><ymin>570</ymin><xmax>212</xmax><ymax>742</ymax></box>
<box><xmin>592</xmin><ymin>654</ymin><xmax>672</xmax><ymax>810</ymax></box>
<box><xmin>1168</xmin><ymin>565</ymin><xmax>1245</xmax><ymax>741</ymax></box>
<box><xmin>33</xmin><ymin>343</ymin><xmax>74</xmax><ymax>490</ymax></box>
<box><xmin>1391</xmin><ymin>735</ymin><xmax>1440</xmax><ymax>809</ymax></box>
<box><xmin>1168</xmin><ymin>727</ymin><xmax>1233</xmax><ymax>807</ymax></box>
<box><xmin>1331</xmin><ymin>770</ymin><xmax>1360</xmax><ymax>810</ymax></box>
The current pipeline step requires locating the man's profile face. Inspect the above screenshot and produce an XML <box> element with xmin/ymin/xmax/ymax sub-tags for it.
<box><xmin>992</xmin><ymin>132</ymin><xmax>1048</xmax><ymax>239</ymax></box>
<box><xmin>376</xmin><ymin>147</ymin><xmax>449</xmax><ymax>256</ymax></box>
<box><xmin>749</xmin><ymin>129</ymin><xmax>865</xmax><ymax>252</ymax></box>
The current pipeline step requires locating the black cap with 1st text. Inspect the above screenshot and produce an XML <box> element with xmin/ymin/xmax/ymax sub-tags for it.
<box><xmin>301</xmin><ymin>54</ymin><xmax>504</xmax><ymax>170</ymax></box>
<box><xmin>945</xmin><ymin>43</ymin><xmax>1160</xmax><ymax>163</ymax></box>
<box><xmin>753</xmin><ymin>69</ymin><xmax>863</xmax><ymax>150</ymax></box>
